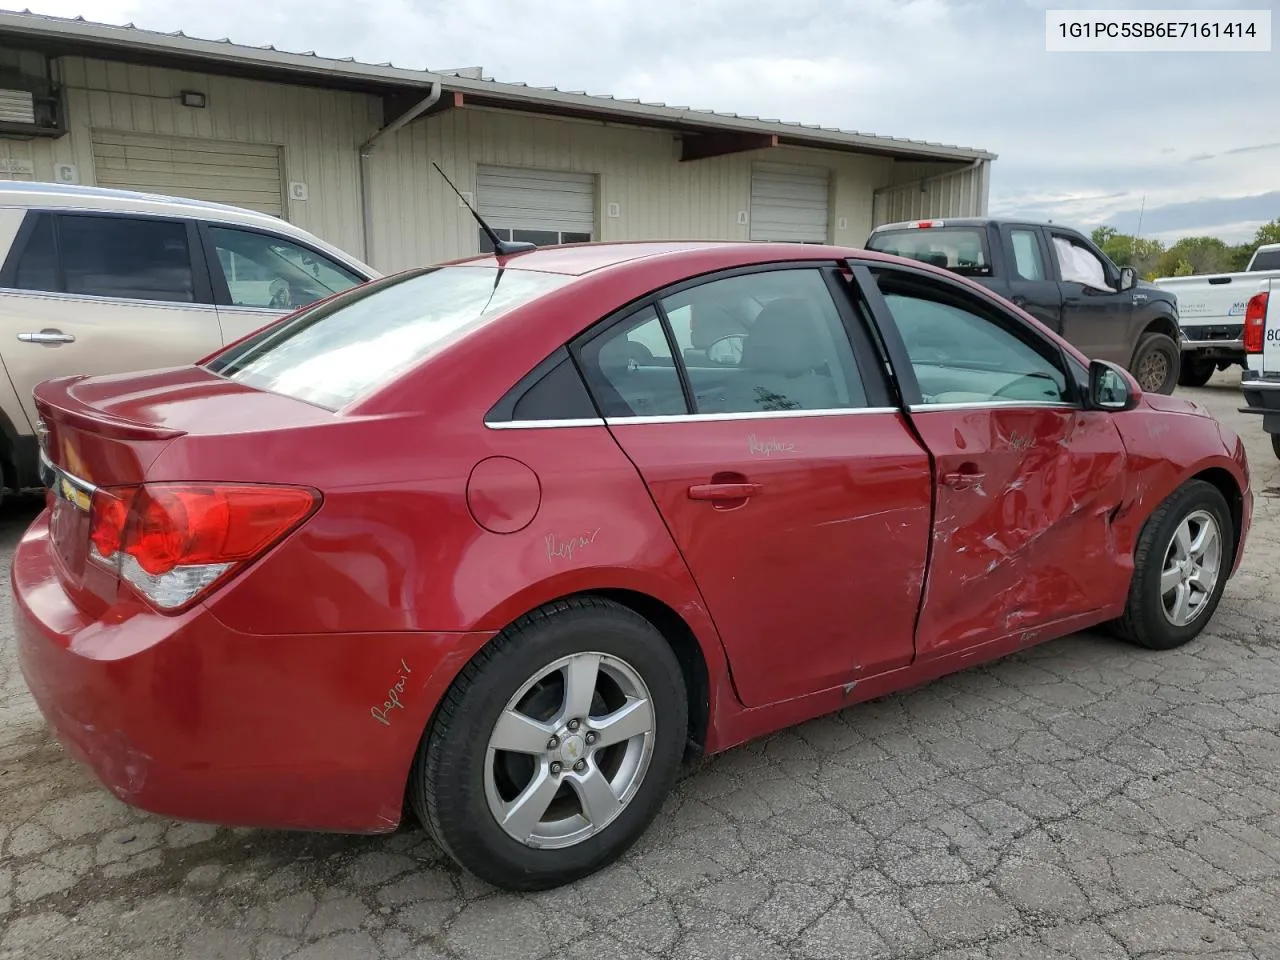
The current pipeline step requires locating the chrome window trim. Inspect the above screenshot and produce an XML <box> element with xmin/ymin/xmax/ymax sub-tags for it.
<box><xmin>0</xmin><ymin>287</ymin><xmax>219</xmax><ymax>311</ymax></box>
<box><xmin>907</xmin><ymin>400</ymin><xmax>1078</xmax><ymax>413</ymax></box>
<box><xmin>485</xmin><ymin>417</ymin><xmax>607</xmax><ymax>430</ymax></box>
<box><xmin>606</xmin><ymin>406</ymin><xmax>900</xmax><ymax>426</ymax></box>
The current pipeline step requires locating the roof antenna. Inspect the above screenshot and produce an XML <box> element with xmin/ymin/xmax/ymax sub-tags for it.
<box><xmin>431</xmin><ymin>162</ymin><xmax>535</xmax><ymax>257</ymax></box>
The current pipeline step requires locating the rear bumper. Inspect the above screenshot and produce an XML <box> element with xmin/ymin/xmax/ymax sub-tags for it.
<box><xmin>13</xmin><ymin>510</ymin><xmax>493</xmax><ymax>833</ymax></box>
<box><xmin>1239</xmin><ymin>373</ymin><xmax>1280</xmax><ymax>434</ymax></box>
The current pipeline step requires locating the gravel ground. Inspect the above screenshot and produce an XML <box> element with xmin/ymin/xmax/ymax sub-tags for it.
<box><xmin>1</xmin><ymin>373</ymin><xmax>1278</xmax><ymax>960</ymax></box>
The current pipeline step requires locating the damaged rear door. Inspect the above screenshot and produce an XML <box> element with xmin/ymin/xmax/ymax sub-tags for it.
<box><xmin>852</xmin><ymin>262</ymin><xmax>1128</xmax><ymax>661</ymax></box>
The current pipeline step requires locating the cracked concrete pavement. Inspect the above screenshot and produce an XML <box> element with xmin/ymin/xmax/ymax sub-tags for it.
<box><xmin>2</xmin><ymin>374</ymin><xmax>1279</xmax><ymax>960</ymax></box>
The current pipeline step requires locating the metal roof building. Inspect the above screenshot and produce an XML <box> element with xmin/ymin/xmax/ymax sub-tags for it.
<box><xmin>0</xmin><ymin>8</ymin><xmax>996</xmax><ymax>271</ymax></box>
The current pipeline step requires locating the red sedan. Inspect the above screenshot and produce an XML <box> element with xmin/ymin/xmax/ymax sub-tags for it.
<box><xmin>14</xmin><ymin>241</ymin><xmax>1252</xmax><ymax>891</ymax></box>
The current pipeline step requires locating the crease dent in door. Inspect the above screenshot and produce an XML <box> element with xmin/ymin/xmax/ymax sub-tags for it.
<box><xmin>921</xmin><ymin>408</ymin><xmax>1126</xmax><ymax>656</ymax></box>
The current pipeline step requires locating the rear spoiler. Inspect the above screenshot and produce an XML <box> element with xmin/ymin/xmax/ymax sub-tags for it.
<box><xmin>33</xmin><ymin>377</ymin><xmax>187</xmax><ymax>442</ymax></box>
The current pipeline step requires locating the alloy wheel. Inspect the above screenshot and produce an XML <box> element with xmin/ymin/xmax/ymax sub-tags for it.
<box><xmin>1159</xmin><ymin>509</ymin><xmax>1222</xmax><ymax>627</ymax></box>
<box><xmin>483</xmin><ymin>651</ymin><xmax>656</xmax><ymax>850</ymax></box>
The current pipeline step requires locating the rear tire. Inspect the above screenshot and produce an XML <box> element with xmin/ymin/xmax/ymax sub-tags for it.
<box><xmin>1177</xmin><ymin>357</ymin><xmax>1216</xmax><ymax>388</ymax></box>
<box><xmin>408</xmin><ymin>597</ymin><xmax>687</xmax><ymax>891</ymax></box>
<box><xmin>1131</xmin><ymin>333</ymin><xmax>1180</xmax><ymax>395</ymax></box>
<box><xmin>1272</xmin><ymin>433</ymin><xmax>1280</xmax><ymax>461</ymax></box>
<box><xmin>1112</xmin><ymin>479</ymin><xmax>1233</xmax><ymax>650</ymax></box>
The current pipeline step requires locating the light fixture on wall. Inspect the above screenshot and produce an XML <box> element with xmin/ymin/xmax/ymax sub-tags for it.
<box><xmin>179</xmin><ymin>90</ymin><xmax>207</xmax><ymax>108</ymax></box>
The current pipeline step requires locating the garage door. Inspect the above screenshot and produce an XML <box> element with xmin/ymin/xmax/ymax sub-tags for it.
<box><xmin>91</xmin><ymin>130</ymin><xmax>284</xmax><ymax>217</ymax></box>
<box><xmin>476</xmin><ymin>165</ymin><xmax>595</xmax><ymax>250</ymax></box>
<box><xmin>749</xmin><ymin>162</ymin><xmax>830</xmax><ymax>243</ymax></box>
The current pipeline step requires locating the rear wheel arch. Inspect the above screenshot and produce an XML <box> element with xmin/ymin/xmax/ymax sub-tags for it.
<box><xmin>402</xmin><ymin>587</ymin><xmax>718</xmax><ymax>812</ymax></box>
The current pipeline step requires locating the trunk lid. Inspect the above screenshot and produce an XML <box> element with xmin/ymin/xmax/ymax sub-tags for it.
<box><xmin>34</xmin><ymin>365</ymin><xmax>336</xmax><ymax>612</ymax></box>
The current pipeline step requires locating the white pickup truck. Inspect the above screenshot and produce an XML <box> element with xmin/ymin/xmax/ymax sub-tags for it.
<box><xmin>1239</xmin><ymin>279</ymin><xmax>1280</xmax><ymax>459</ymax></box>
<box><xmin>1154</xmin><ymin>242</ymin><xmax>1280</xmax><ymax>387</ymax></box>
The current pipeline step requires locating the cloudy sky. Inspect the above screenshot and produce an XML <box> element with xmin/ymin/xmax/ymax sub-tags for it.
<box><xmin>21</xmin><ymin>0</ymin><xmax>1280</xmax><ymax>243</ymax></box>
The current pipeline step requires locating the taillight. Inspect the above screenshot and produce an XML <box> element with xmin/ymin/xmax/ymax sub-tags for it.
<box><xmin>88</xmin><ymin>483</ymin><xmax>319</xmax><ymax>611</ymax></box>
<box><xmin>1244</xmin><ymin>292</ymin><xmax>1269</xmax><ymax>353</ymax></box>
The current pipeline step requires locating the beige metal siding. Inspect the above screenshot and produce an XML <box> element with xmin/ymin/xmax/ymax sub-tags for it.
<box><xmin>872</xmin><ymin>161</ymin><xmax>991</xmax><ymax>227</ymax></box>
<box><xmin>91</xmin><ymin>130</ymin><xmax>285</xmax><ymax>215</ymax></box>
<box><xmin>0</xmin><ymin>48</ymin><xmax>50</xmax><ymax>181</ymax></box>
<box><xmin>749</xmin><ymin>161</ymin><xmax>830</xmax><ymax>243</ymax></box>
<box><xmin>366</xmin><ymin>106</ymin><xmax>891</xmax><ymax>271</ymax></box>
<box><xmin>0</xmin><ymin>55</ymin><xmax>379</xmax><ymax>254</ymax></box>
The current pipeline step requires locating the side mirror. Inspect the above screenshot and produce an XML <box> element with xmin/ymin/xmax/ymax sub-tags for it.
<box><xmin>1087</xmin><ymin>359</ymin><xmax>1140</xmax><ymax>411</ymax></box>
<box><xmin>1119</xmin><ymin>266</ymin><xmax>1137</xmax><ymax>291</ymax></box>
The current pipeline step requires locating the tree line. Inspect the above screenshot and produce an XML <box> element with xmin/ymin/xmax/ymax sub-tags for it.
<box><xmin>1090</xmin><ymin>218</ymin><xmax>1280</xmax><ymax>280</ymax></box>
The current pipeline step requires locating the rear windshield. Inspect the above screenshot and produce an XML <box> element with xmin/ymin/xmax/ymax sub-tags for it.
<box><xmin>1250</xmin><ymin>249</ymin><xmax>1280</xmax><ymax>271</ymax></box>
<box><xmin>206</xmin><ymin>265</ymin><xmax>572</xmax><ymax>410</ymax></box>
<box><xmin>866</xmin><ymin>227</ymin><xmax>992</xmax><ymax>277</ymax></box>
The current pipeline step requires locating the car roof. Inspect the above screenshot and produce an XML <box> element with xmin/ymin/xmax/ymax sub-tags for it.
<box><xmin>0</xmin><ymin>181</ymin><xmax>377</xmax><ymax>275</ymax></box>
<box><xmin>870</xmin><ymin>217</ymin><xmax>1079</xmax><ymax>232</ymax></box>
<box><xmin>449</xmin><ymin>240</ymin><xmax>868</xmax><ymax>277</ymax></box>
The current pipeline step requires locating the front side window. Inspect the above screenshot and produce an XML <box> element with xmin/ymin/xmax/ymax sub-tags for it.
<box><xmin>58</xmin><ymin>215</ymin><xmax>195</xmax><ymax>302</ymax></box>
<box><xmin>1052</xmin><ymin>235</ymin><xmax>1114</xmax><ymax>291</ymax></box>
<box><xmin>208</xmin><ymin>226</ymin><xmax>364</xmax><ymax>310</ymax></box>
<box><xmin>206</xmin><ymin>265</ymin><xmax>572</xmax><ymax>410</ymax></box>
<box><xmin>874</xmin><ymin>273</ymin><xmax>1070</xmax><ymax>406</ymax></box>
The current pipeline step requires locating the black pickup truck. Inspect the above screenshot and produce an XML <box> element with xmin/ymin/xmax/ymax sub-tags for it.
<box><xmin>865</xmin><ymin>217</ymin><xmax>1181</xmax><ymax>394</ymax></box>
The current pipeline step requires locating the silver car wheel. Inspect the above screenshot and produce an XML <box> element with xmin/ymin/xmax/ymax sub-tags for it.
<box><xmin>1160</xmin><ymin>508</ymin><xmax>1222</xmax><ymax>627</ymax></box>
<box><xmin>483</xmin><ymin>651</ymin><xmax>656</xmax><ymax>850</ymax></box>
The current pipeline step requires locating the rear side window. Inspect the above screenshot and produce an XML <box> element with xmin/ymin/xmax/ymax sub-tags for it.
<box><xmin>11</xmin><ymin>214</ymin><xmax>58</xmax><ymax>291</ymax></box>
<box><xmin>207</xmin><ymin>266</ymin><xmax>572</xmax><ymax>410</ymax></box>
<box><xmin>1008</xmin><ymin>229</ymin><xmax>1046</xmax><ymax>281</ymax></box>
<box><xmin>207</xmin><ymin>225</ymin><xmax>364</xmax><ymax>310</ymax></box>
<box><xmin>59</xmin><ymin>215</ymin><xmax>195</xmax><ymax>302</ymax></box>
<box><xmin>867</xmin><ymin>227</ymin><xmax>992</xmax><ymax>278</ymax></box>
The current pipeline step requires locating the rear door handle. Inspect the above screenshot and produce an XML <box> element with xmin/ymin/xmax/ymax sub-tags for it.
<box><xmin>688</xmin><ymin>482</ymin><xmax>761</xmax><ymax>501</ymax></box>
<box><xmin>18</xmin><ymin>330</ymin><xmax>75</xmax><ymax>344</ymax></box>
<box><xmin>1010</xmin><ymin>295</ymin><xmax>1028</xmax><ymax>307</ymax></box>
<box><xmin>941</xmin><ymin>467</ymin><xmax>985</xmax><ymax>491</ymax></box>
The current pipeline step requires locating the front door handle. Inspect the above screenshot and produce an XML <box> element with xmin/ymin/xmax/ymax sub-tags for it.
<box><xmin>18</xmin><ymin>330</ymin><xmax>75</xmax><ymax>345</ymax></box>
<box><xmin>941</xmin><ymin>466</ymin><xmax>985</xmax><ymax>491</ymax></box>
<box><xmin>688</xmin><ymin>482</ymin><xmax>762</xmax><ymax>501</ymax></box>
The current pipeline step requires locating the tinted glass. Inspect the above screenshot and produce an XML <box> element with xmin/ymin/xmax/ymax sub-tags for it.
<box><xmin>1250</xmin><ymin>249</ymin><xmax>1280</xmax><ymax>271</ymax></box>
<box><xmin>867</xmin><ymin>227</ymin><xmax>992</xmax><ymax>277</ymax></box>
<box><xmin>659</xmin><ymin>269</ymin><xmax>866</xmax><ymax>414</ymax></box>
<box><xmin>12</xmin><ymin>214</ymin><xmax>57</xmax><ymax>291</ymax></box>
<box><xmin>876</xmin><ymin>279</ymin><xmax>1069</xmax><ymax>405</ymax></box>
<box><xmin>208</xmin><ymin>226</ymin><xmax>362</xmax><ymax>310</ymax></box>
<box><xmin>59</xmin><ymin>215</ymin><xmax>195</xmax><ymax>302</ymax></box>
<box><xmin>207</xmin><ymin>266</ymin><xmax>572</xmax><ymax>410</ymax></box>
<box><xmin>578</xmin><ymin>307</ymin><xmax>686</xmax><ymax>418</ymax></box>
<box><xmin>1009</xmin><ymin>229</ymin><xmax>1045</xmax><ymax>281</ymax></box>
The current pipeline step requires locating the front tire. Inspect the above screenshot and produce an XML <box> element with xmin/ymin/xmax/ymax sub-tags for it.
<box><xmin>1177</xmin><ymin>357</ymin><xmax>1216</xmax><ymax>388</ymax></box>
<box><xmin>1272</xmin><ymin>433</ymin><xmax>1280</xmax><ymax>461</ymax></box>
<box><xmin>1112</xmin><ymin>480</ymin><xmax>1233</xmax><ymax>650</ymax></box>
<box><xmin>409</xmin><ymin>597</ymin><xmax>688</xmax><ymax>891</ymax></box>
<box><xmin>1131</xmin><ymin>333</ymin><xmax>1180</xmax><ymax>395</ymax></box>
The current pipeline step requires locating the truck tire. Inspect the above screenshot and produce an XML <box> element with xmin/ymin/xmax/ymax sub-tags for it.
<box><xmin>1177</xmin><ymin>357</ymin><xmax>1216</xmax><ymax>388</ymax></box>
<box><xmin>1131</xmin><ymin>333</ymin><xmax>1180</xmax><ymax>395</ymax></box>
<box><xmin>1273</xmin><ymin>434</ymin><xmax>1280</xmax><ymax>461</ymax></box>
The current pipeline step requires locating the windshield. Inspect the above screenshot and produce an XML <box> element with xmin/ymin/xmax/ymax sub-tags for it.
<box><xmin>205</xmin><ymin>265</ymin><xmax>572</xmax><ymax>410</ymax></box>
<box><xmin>867</xmin><ymin>227</ymin><xmax>992</xmax><ymax>277</ymax></box>
<box><xmin>1250</xmin><ymin>248</ymin><xmax>1280</xmax><ymax>271</ymax></box>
